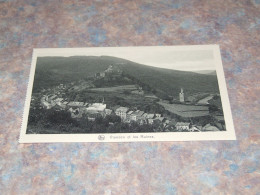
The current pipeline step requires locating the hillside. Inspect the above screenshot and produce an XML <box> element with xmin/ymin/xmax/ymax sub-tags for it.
<box><xmin>32</xmin><ymin>56</ymin><xmax>220</xmax><ymax>98</ymax></box>
<box><xmin>192</xmin><ymin>70</ymin><xmax>217</xmax><ymax>75</ymax></box>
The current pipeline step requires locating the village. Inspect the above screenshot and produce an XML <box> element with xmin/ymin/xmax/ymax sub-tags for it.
<box><xmin>30</xmin><ymin>65</ymin><xmax>225</xmax><ymax>133</ymax></box>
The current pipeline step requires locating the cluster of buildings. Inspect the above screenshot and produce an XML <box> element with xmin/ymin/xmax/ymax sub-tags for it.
<box><xmin>115</xmin><ymin>107</ymin><xmax>164</xmax><ymax>125</ymax></box>
<box><xmin>94</xmin><ymin>65</ymin><xmax>122</xmax><ymax>79</ymax></box>
<box><xmin>114</xmin><ymin>106</ymin><xmax>223</xmax><ymax>131</ymax></box>
<box><xmin>39</xmin><ymin>93</ymin><xmax>222</xmax><ymax>131</ymax></box>
<box><xmin>40</xmin><ymin>95</ymin><xmax>112</xmax><ymax>120</ymax></box>
<box><xmin>36</xmin><ymin>74</ymin><xmax>224</xmax><ymax>132</ymax></box>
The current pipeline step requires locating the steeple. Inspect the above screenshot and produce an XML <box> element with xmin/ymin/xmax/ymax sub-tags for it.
<box><xmin>179</xmin><ymin>88</ymin><xmax>184</xmax><ymax>102</ymax></box>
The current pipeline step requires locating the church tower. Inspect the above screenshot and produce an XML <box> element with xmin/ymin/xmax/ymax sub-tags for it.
<box><xmin>179</xmin><ymin>88</ymin><xmax>184</xmax><ymax>102</ymax></box>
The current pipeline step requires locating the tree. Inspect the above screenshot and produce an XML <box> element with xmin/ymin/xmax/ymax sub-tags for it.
<box><xmin>208</xmin><ymin>104</ymin><xmax>219</xmax><ymax>113</ymax></box>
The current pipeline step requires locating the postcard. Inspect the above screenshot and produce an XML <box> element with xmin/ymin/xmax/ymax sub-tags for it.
<box><xmin>19</xmin><ymin>45</ymin><xmax>236</xmax><ymax>143</ymax></box>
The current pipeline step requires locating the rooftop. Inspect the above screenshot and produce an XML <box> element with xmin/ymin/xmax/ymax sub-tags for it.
<box><xmin>67</xmin><ymin>102</ymin><xmax>85</xmax><ymax>107</ymax></box>
<box><xmin>127</xmin><ymin>111</ymin><xmax>133</xmax><ymax>115</ymax></box>
<box><xmin>176</xmin><ymin>122</ymin><xmax>190</xmax><ymax>126</ymax></box>
<box><xmin>55</xmin><ymin>98</ymin><xmax>63</xmax><ymax>102</ymax></box>
<box><xmin>49</xmin><ymin>95</ymin><xmax>57</xmax><ymax>99</ymax></box>
<box><xmin>137</xmin><ymin>111</ymin><xmax>144</xmax><ymax>116</ymax></box>
<box><xmin>146</xmin><ymin>114</ymin><xmax>155</xmax><ymax>118</ymax></box>
<box><xmin>87</xmin><ymin>103</ymin><xmax>106</xmax><ymax>111</ymax></box>
<box><xmin>116</xmin><ymin>107</ymin><xmax>129</xmax><ymax>112</ymax></box>
<box><xmin>155</xmin><ymin>117</ymin><xmax>165</xmax><ymax>121</ymax></box>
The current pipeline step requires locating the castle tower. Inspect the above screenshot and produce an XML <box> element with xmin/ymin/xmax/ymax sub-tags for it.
<box><xmin>179</xmin><ymin>88</ymin><xmax>184</xmax><ymax>102</ymax></box>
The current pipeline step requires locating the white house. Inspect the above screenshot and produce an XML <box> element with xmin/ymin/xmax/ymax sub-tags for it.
<box><xmin>155</xmin><ymin>113</ymin><xmax>161</xmax><ymax>118</ymax></box>
<box><xmin>105</xmin><ymin>109</ymin><xmax>113</xmax><ymax>115</ymax></box>
<box><xmin>42</xmin><ymin>101</ymin><xmax>55</xmax><ymax>109</ymax></box>
<box><xmin>147</xmin><ymin>118</ymin><xmax>154</xmax><ymax>124</ymax></box>
<box><xmin>67</xmin><ymin>101</ymin><xmax>85</xmax><ymax>108</ymax></box>
<box><xmin>146</xmin><ymin>114</ymin><xmax>155</xmax><ymax>119</ymax></box>
<box><xmin>59</xmin><ymin>101</ymin><xmax>68</xmax><ymax>109</ymax></box>
<box><xmin>86</xmin><ymin>103</ymin><xmax>106</xmax><ymax>113</ymax></box>
<box><xmin>136</xmin><ymin>111</ymin><xmax>144</xmax><ymax>120</ymax></box>
<box><xmin>125</xmin><ymin>111</ymin><xmax>133</xmax><ymax>123</ymax></box>
<box><xmin>190</xmin><ymin>125</ymin><xmax>201</xmax><ymax>132</ymax></box>
<box><xmin>54</xmin><ymin>98</ymin><xmax>64</xmax><ymax>106</ymax></box>
<box><xmin>130</xmin><ymin>110</ymin><xmax>139</xmax><ymax>121</ymax></box>
<box><xmin>175</xmin><ymin>122</ymin><xmax>191</xmax><ymax>131</ymax></box>
<box><xmin>115</xmin><ymin>107</ymin><xmax>129</xmax><ymax>120</ymax></box>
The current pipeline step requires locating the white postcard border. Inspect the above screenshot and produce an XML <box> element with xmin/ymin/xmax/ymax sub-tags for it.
<box><xmin>19</xmin><ymin>45</ymin><xmax>236</xmax><ymax>143</ymax></box>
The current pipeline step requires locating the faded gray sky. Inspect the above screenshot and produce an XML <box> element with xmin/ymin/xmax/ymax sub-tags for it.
<box><xmin>82</xmin><ymin>48</ymin><xmax>215</xmax><ymax>71</ymax></box>
<box><xmin>38</xmin><ymin>46</ymin><xmax>216</xmax><ymax>71</ymax></box>
<box><xmin>111</xmin><ymin>49</ymin><xmax>215</xmax><ymax>71</ymax></box>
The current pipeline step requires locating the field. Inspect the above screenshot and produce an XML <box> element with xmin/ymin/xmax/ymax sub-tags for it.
<box><xmin>89</xmin><ymin>85</ymin><xmax>137</xmax><ymax>93</ymax></box>
<box><xmin>158</xmin><ymin>102</ymin><xmax>209</xmax><ymax>117</ymax></box>
<box><xmin>197</xmin><ymin>95</ymin><xmax>214</xmax><ymax>104</ymax></box>
<box><xmin>186</xmin><ymin>93</ymin><xmax>209</xmax><ymax>102</ymax></box>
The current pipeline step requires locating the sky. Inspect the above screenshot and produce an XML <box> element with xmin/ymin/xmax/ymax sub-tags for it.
<box><xmin>38</xmin><ymin>47</ymin><xmax>217</xmax><ymax>71</ymax></box>
<box><xmin>108</xmin><ymin>49</ymin><xmax>216</xmax><ymax>71</ymax></box>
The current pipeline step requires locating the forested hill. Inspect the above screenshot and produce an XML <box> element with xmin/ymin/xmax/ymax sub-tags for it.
<box><xmin>32</xmin><ymin>56</ymin><xmax>220</xmax><ymax>97</ymax></box>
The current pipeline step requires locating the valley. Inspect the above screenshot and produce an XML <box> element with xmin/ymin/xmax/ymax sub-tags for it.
<box><xmin>27</xmin><ymin>56</ymin><xmax>226</xmax><ymax>134</ymax></box>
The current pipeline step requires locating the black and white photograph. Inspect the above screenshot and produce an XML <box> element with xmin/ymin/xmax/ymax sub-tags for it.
<box><xmin>20</xmin><ymin>46</ymin><xmax>236</xmax><ymax>142</ymax></box>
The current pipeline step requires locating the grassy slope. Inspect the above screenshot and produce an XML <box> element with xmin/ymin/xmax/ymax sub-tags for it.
<box><xmin>120</xmin><ymin>62</ymin><xmax>219</xmax><ymax>98</ymax></box>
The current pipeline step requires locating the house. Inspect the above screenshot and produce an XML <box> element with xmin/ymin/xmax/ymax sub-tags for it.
<box><xmin>67</xmin><ymin>101</ymin><xmax>85</xmax><ymax>108</ymax></box>
<box><xmin>48</xmin><ymin>95</ymin><xmax>58</xmax><ymax>104</ymax></box>
<box><xmin>69</xmin><ymin>107</ymin><xmax>83</xmax><ymax>118</ymax></box>
<box><xmin>165</xmin><ymin>120</ymin><xmax>177</xmax><ymax>130</ymax></box>
<box><xmin>146</xmin><ymin>114</ymin><xmax>155</xmax><ymax>119</ymax></box>
<box><xmin>88</xmin><ymin>113</ymin><xmax>101</xmax><ymax>121</ymax></box>
<box><xmin>41</xmin><ymin>95</ymin><xmax>56</xmax><ymax>109</ymax></box>
<box><xmin>127</xmin><ymin>111</ymin><xmax>133</xmax><ymax>117</ymax></box>
<box><xmin>49</xmin><ymin>95</ymin><xmax>57</xmax><ymax>100</ymax></box>
<box><xmin>105</xmin><ymin>65</ymin><xmax>113</xmax><ymax>73</ymax></box>
<box><xmin>190</xmin><ymin>125</ymin><xmax>201</xmax><ymax>132</ymax></box>
<box><xmin>155</xmin><ymin>114</ymin><xmax>161</xmax><ymax>118</ymax></box>
<box><xmin>86</xmin><ymin>103</ymin><xmax>106</xmax><ymax>113</ymax></box>
<box><xmin>130</xmin><ymin>110</ymin><xmax>140</xmax><ymax>121</ymax></box>
<box><xmin>41</xmin><ymin>101</ymin><xmax>55</xmax><ymax>109</ymax></box>
<box><xmin>100</xmin><ymin>72</ymin><xmax>105</xmax><ymax>77</ymax></box>
<box><xmin>54</xmin><ymin>98</ymin><xmax>64</xmax><ymax>106</ymax></box>
<box><xmin>175</xmin><ymin>122</ymin><xmax>191</xmax><ymax>131</ymax></box>
<box><xmin>155</xmin><ymin>117</ymin><xmax>165</xmax><ymax>122</ymax></box>
<box><xmin>147</xmin><ymin>118</ymin><xmax>154</xmax><ymax>125</ymax></box>
<box><xmin>131</xmin><ymin>90</ymin><xmax>144</xmax><ymax>95</ymax></box>
<box><xmin>142</xmin><ymin>113</ymin><xmax>148</xmax><ymax>119</ymax></box>
<box><xmin>115</xmin><ymin>107</ymin><xmax>129</xmax><ymax>120</ymax></box>
<box><xmin>125</xmin><ymin>111</ymin><xmax>134</xmax><ymax>123</ymax></box>
<box><xmin>136</xmin><ymin>111</ymin><xmax>144</xmax><ymax>120</ymax></box>
<box><xmin>105</xmin><ymin>109</ymin><xmax>113</xmax><ymax>115</ymax></box>
<box><xmin>59</xmin><ymin>101</ymin><xmax>68</xmax><ymax>109</ymax></box>
<box><xmin>52</xmin><ymin>104</ymin><xmax>62</xmax><ymax>111</ymax></box>
<box><xmin>137</xmin><ymin>119</ymin><xmax>146</xmax><ymax>125</ymax></box>
<box><xmin>164</xmin><ymin>119</ymin><xmax>170</xmax><ymax>124</ymax></box>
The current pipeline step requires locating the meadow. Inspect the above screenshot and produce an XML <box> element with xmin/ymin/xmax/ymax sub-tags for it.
<box><xmin>158</xmin><ymin>102</ymin><xmax>209</xmax><ymax>118</ymax></box>
<box><xmin>89</xmin><ymin>85</ymin><xmax>137</xmax><ymax>92</ymax></box>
